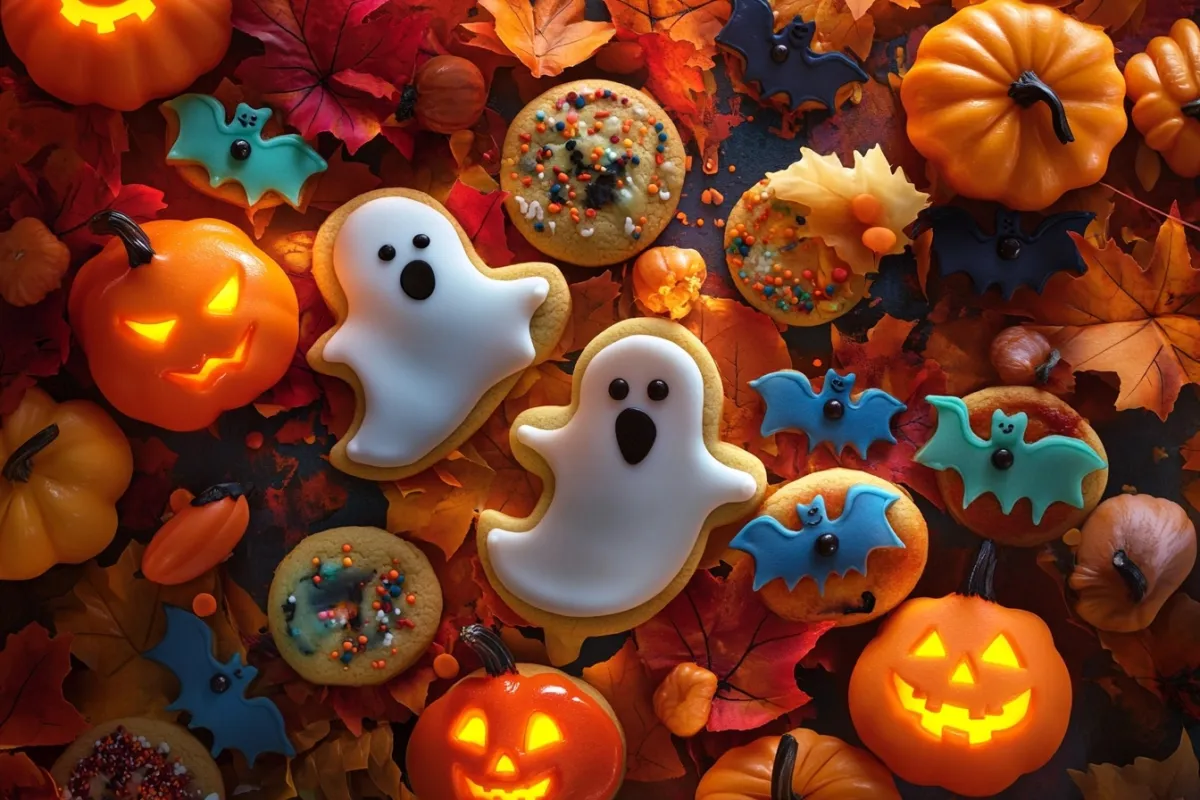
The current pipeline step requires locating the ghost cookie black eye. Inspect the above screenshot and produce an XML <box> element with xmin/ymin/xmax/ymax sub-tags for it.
<box><xmin>647</xmin><ymin>380</ymin><xmax>669</xmax><ymax>401</ymax></box>
<box><xmin>608</xmin><ymin>378</ymin><xmax>629</xmax><ymax>401</ymax></box>
<box><xmin>413</xmin><ymin>234</ymin><xmax>430</xmax><ymax>249</ymax></box>
<box><xmin>400</xmin><ymin>260</ymin><xmax>435</xmax><ymax>300</ymax></box>
<box><xmin>378</xmin><ymin>244</ymin><xmax>396</xmax><ymax>262</ymax></box>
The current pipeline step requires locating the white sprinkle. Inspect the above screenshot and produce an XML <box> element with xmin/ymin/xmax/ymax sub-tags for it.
<box><xmin>377</xmin><ymin>610</ymin><xmax>387</xmax><ymax>621</ymax></box>
<box><xmin>606</xmin><ymin>116</ymin><xmax>620</xmax><ymax>131</ymax></box>
<box><xmin>525</xmin><ymin>199</ymin><xmax>544</xmax><ymax>221</ymax></box>
<box><xmin>660</xmin><ymin>161</ymin><xmax>677</xmax><ymax>173</ymax></box>
<box><xmin>158</xmin><ymin>742</ymin><xmax>171</xmax><ymax>754</ymax></box>
<box><xmin>624</xmin><ymin>217</ymin><xmax>635</xmax><ymax>236</ymax></box>
<box><xmin>760</xmin><ymin>191</ymin><xmax>770</xmax><ymax>201</ymax></box>
<box><xmin>633</xmin><ymin>105</ymin><xmax>647</xmax><ymax>118</ymax></box>
<box><xmin>287</xmin><ymin>595</ymin><xmax>296</xmax><ymax>604</ymax></box>
<box><xmin>658</xmin><ymin>190</ymin><xmax>671</xmax><ymax>201</ymax></box>
<box><xmin>174</xmin><ymin>763</ymin><xmax>187</xmax><ymax>775</ymax></box>
<box><xmin>383</xmin><ymin>632</ymin><xmax>395</xmax><ymax>647</ymax></box>
<box><xmin>515</xmin><ymin>196</ymin><xmax>529</xmax><ymax>215</ymax></box>
<box><xmin>580</xmin><ymin>227</ymin><xmax>595</xmax><ymax>238</ymax></box>
<box><xmin>204</xmin><ymin>794</ymin><xmax>221</xmax><ymax>800</ymax></box>
<box><xmin>549</xmin><ymin>221</ymin><xmax>556</xmax><ymax>235</ymax></box>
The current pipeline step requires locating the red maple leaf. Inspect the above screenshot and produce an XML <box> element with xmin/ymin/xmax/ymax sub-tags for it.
<box><xmin>444</xmin><ymin>182</ymin><xmax>513</xmax><ymax>267</ymax></box>
<box><xmin>234</xmin><ymin>0</ymin><xmax>427</xmax><ymax>154</ymax></box>
<box><xmin>0</xmin><ymin>291</ymin><xmax>70</xmax><ymax>415</ymax></box>
<box><xmin>634</xmin><ymin>558</ymin><xmax>832</xmax><ymax>731</ymax></box>
<box><xmin>0</xmin><ymin>624</ymin><xmax>88</xmax><ymax>749</ymax></box>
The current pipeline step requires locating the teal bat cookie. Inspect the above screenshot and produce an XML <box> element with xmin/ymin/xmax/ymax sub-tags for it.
<box><xmin>163</xmin><ymin>94</ymin><xmax>327</xmax><ymax>208</ymax></box>
<box><xmin>915</xmin><ymin>395</ymin><xmax>1106</xmax><ymax>523</ymax></box>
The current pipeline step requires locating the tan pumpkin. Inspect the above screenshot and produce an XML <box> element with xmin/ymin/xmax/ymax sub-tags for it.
<box><xmin>0</xmin><ymin>218</ymin><xmax>70</xmax><ymax>307</ymax></box>
<box><xmin>990</xmin><ymin>327</ymin><xmax>1059</xmax><ymax>387</ymax></box>
<box><xmin>694</xmin><ymin>728</ymin><xmax>900</xmax><ymax>800</ymax></box>
<box><xmin>1126</xmin><ymin>20</ymin><xmax>1200</xmax><ymax>178</ymax></box>
<box><xmin>405</xmin><ymin>55</ymin><xmax>488</xmax><ymax>135</ymax></box>
<box><xmin>653</xmin><ymin>663</ymin><xmax>717</xmax><ymax>737</ymax></box>
<box><xmin>632</xmin><ymin>246</ymin><xmax>706</xmax><ymax>320</ymax></box>
<box><xmin>1069</xmin><ymin>494</ymin><xmax>1197</xmax><ymax>632</ymax></box>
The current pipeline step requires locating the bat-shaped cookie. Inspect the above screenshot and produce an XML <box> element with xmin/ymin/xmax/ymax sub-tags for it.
<box><xmin>752</xmin><ymin>369</ymin><xmax>905</xmax><ymax>456</ymax></box>
<box><xmin>716</xmin><ymin>0</ymin><xmax>869</xmax><ymax>112</ymax></box>
<box><xmin>145</xmin><ymin>606</ymin><xmax>294</xmax><ymax>763</ymax></box>
<box><xmin>916</xmin><ymin>206</ymin><xmax>1095</xmax><ymax>298</ymax></box>
<box><xmin>915</xmin><ymin>395</ymin><xmax>1106</xmax><ymax>523</ymax></box>
<box><xmin>731</xmin><ymin>484</ymin><xmax>904</xmax><ymax>593</ymax></box>
<box><xmin>163</xmin><ymin>94</ymin><xmax>327</xmax><ymax>207</ymax></box>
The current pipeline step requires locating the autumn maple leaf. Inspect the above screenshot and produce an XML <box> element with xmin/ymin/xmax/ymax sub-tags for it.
<box><xmin>635</xmin><ymin>558</ymin><xmax>833</xmax><ymax>731</ymax></box>
<box><xmin>462</xmin><ymin>0</ymin><xmax>616</xmax><ymax>78</ymax></box>
<box><xmin>602</xmin><ymin>0</ymin><xmax>730</xmax><ymax>66</ymax></box>
<box><xmin>1014</xmin><ymin>212</ymin><xmax>1200</xmax><ymax>421</ymax></box>
<box><xmin>444</xmin><ymin>182</ymin><xmax>514</xmax><ymax>267</ymax></box>
<box><xmin>0</xmin><ymin>623</ymin><xmax>88</xmax><ymax>749</ymax></box>
<box><xmin>234</xmin><ymin>0</ymin><xmax>426</xmax><ymax>154</ymax></box>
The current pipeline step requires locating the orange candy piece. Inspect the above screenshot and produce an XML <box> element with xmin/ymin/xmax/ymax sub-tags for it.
<box><xmin>142</xmin><ymin>483</ymin><xmax>250</xmax><ymax>585</ymax></box>
<box><xmin>851</xmin><ymin>193</ymin><xmax>884</xmax><ymax>225</ymax></box>
<box><xmin>862</xmin><ymin>226</ymin><xmax>898</xmax><ymax>254</ymax></box>
<box><xmin>192</xmin><ymin>593</ymin><xmax>218</xmax><ymax>617</ymax></box>
<box><xmin>433</xmin><ymin>653</ymin><xmax>461</xmax><ymax>681</ymax></box>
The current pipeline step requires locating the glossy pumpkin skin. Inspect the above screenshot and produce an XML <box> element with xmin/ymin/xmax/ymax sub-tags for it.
<box><xmin>848</xmin><ymin>593</ymin><xmax>1072</xmax><ymax>796</ymax></box>
<box><xmin>694</xmin><ymin>727</ymin><xmax>900</xmax><ymax>800</ymax></box>
<box><xmin>413</xmin><ymin>55</ymin><xmax>488</xmax><ymax>134</ymax></box>
<box><xmin>69</xmin><ymin>215</ymin><xmax>299</xmax><ymax>432</ymax></box>
<box><xmin>0</xmin><ymin>387</ymin><xmax>133</xmax><ymax>581</ymax></box>
<box><xmin>0</xmin><ymin>218</ymin><xmax>70</xmax><ymax>307</ymax></box>
<box><xmin>407</xmin><ymin>628</ymin><xmax>625</xmax><ymax>800</ymax></box>
<box><xmin>142</xmin><ymin>483</ymin><xmax>250</xmax><ymax>585</ymax></box>
<box><xmin>901</xmin><ymin>0</ymin><xmax>1126</xmax><ymax>210</ymax></box>
<box><xmin>1</xmin><ymin>0</ymin><xmax>232</xmax><ymax>111</ymax></box>
<box><xmin>1126</xmin><ymin>19</ymin><xmax>1200</xmax><ymax>178</ymax></box>
<box><xmin>632</xmin><ymin>246</ymin><xmax>706</xmax><ymax>320</ymax></box>
<box><xmin>1069</xmin><ymin>494</ymin><xmax>1197</xmax><ymax>633</ymax></box>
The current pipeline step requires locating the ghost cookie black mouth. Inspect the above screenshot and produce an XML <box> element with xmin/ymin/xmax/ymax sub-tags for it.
<box><xmin>610</xmin><ymin>377</ymin><xmax>669</xmax><ymax>465</ymax></box>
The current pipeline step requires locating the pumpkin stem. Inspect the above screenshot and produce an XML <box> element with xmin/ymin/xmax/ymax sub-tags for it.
<box><xmin>395</xmin><ymin>85</ymin><xmax>418</xmax><ymax>122</ymax></box>
<box><xmin>1182</xmin><ymin>100</ymin><xmax>1200</xmax><ymax>120</ymax></box>
<box><xmin>1035</xmin><ymin>349</ymin><xmax>1061</xmax><ymax>385</ymax></box>
<box><xmin>191</xmin><ymin>482</ymin><xmax>248</xmax><ymax>506</ymax></box>
<box><xmin>842</xmin><ymin>591</ymin><xmax>877</xmax><ymax>615</ymax></box>
<box><xmin>771</xmin><ymin>733</ymin><xmax>802</xmax><ymax>800</ymax></box>
<box><xmin>1111</xmin><ymin>549</ymin><xmax>1148</xmax><ymax>603</ymax></box>
<box><xmin>1008</xmin><ymin>71</ymin><xmax>1075</xmax><ymax>145</ymax></box>
<box><xmin>964</xmin><ymin>539</ymin><xmax>998</xmax><ymax>601</ymax></box>
<box><xmin>89</xmin><ymin>211</ymin><xmax>155</xmax><ymax>268</ymax></box>
<box><xmin>2</xmin><ymin>424</ymin><xmax>59</xmax><ymax>483</ymax></box>
<box><xmin>460</xmin><ymin>624</ymin><xmax>518</xmax><ymax>677</ymax></box>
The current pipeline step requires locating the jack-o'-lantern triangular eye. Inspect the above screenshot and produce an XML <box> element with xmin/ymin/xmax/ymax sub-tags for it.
<box><xmin>981</xmin><ymin>634</ymin><xmax>1022</xmax><ymax>668</ymax></box>
<box><xmin>125</xmin><ymin>318</ymin><xmax>176</xmax><ymax>343</ymax></box>
<box><xmin>912</xmin><ymin>630</ymin><xmax>946</xmax><ymax>658</ymax></box>
<box><xmin>206</xmin><ymin>276</ymin><xmax>239</xmax><ymax>315</ymax></box>
<box><xmin>525</xmin><ymin>712</ymin><xmax>563</xmax><ymax>752</ymax></box>
<box><xmin>453</xmin><ymin>710</ymin><xmax>487</xmax><ymax>749</ymax></box>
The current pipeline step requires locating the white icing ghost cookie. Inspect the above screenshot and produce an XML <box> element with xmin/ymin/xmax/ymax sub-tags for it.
<box><xmin>477</xmin><ymin>318</ymin><xmax>767</xmax><ymax>663</ymax></box>
<box><xmin>308</xmin><ymin>189</ymin><xmax>571</xmax><ymax>480</ymax></box>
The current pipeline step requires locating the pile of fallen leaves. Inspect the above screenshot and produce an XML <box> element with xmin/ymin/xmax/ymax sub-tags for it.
<box><xmin>2</xmin><ymin>0</ymin><xmax>1200</xmax><ymax>798</ymax></box>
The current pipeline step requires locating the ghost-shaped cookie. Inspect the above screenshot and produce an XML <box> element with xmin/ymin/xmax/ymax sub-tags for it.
<box><xmin>307</xmin><ymin>189</ymin><xmax>570</xmax><ymax>480</ymax></box>
<box><xmin>478</xmin><ymin>319</ymin><xmax>766</xmax><ymax>663</ymax></box>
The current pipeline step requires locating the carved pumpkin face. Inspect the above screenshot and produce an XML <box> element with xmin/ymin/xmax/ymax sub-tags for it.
<box><xmin>848</xmin><ymin>592</ymin><xmax>1072</xmax><ymax>797</ymax></box>
<box><xmin>407</xmin><ymin>627</ymin><xmax>625</xmax><ymax>800</ymax></box>
<box><xmin>69</xmin><ymin>213</ymin><xmax>298</xmax><ymax>432</ymax></box>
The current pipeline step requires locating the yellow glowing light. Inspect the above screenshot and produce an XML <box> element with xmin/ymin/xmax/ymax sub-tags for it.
<box><xmin>524</xmin><ymin>713</ymin><xmax>563</xmax><ymax>752</ymax></box>
<box><xmin>493</xmin><ymin>754</ymin><xmax>517</xmax><ymax>775</ymax></box>
<box><xmin>894</xmin><ymin>674</ymin><xmax>1031</xmax><ymax>745</ymax></box>
<box><xmin>453</xmin><ymin>711</ymin><xmax>488</xmax><ymax>749</ymax></box>
<box><xmin>60</xmin><ymin>0</ymin><xmax>156</xmax><ymax>34</ymax></box>
<box><xmin>950</xmin><ymin>660</ymin><xmax>975</xmax><ymax>685</ymax></box>
<box><xmin>465</xmin><ymin>776</ymin><xmax>551</xmax><ymax>800</ymax></box>
<box><xmin>912</xmin><ymin>630</ymin><xmax>946</xmax><ymax>658</ymax></box>
<box><xmin>124</xmin><ymin>318</ymin><xmax>176</xmax><ymax>343</ymax></box>
<box><xmin>167</xmin><ymin>333</ymin><xmax>250</xmax><ymax>387</ymax></box>
<box><xmin>981</xmin><ymin>634</ymin><xmax>1022</xmax><ymax>668</ymax></box>
<box><xmin>206</xmin><ymin>276</ymin><xmax>240</xmax><ymax>315</ymax></box>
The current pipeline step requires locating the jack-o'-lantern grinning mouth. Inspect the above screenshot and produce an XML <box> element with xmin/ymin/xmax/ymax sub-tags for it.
<box><xmin>893</xmin><ymin>674</ymin><xmax>1031</xmax><ymax>745</ymax></box>
<box><xmin>462</xmin><ymin>774</ymin><xmax>552</xmax><ymax>800</ymax></box>
<box><xmin>166</xmin><ymin>329</ymin><xmax>253</xmax><ymax>387</ymax></box>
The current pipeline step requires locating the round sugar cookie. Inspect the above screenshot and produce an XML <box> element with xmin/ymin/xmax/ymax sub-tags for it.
<box><xmin>268</xmin><ymin>526</ymin><xmax>442</xmax><ymax>686</ymax></box>
<box><xmin>725</xmin><ymin>177</ymin><xmax>867</xmax><ymax>325</ymax></box>
<box><xmin>731</xmin><ymin>469</ymin><xmax>928</xmax><ymax>626</ymax></box>
<box><xmin>52</xmin><ymin>718</ymin><xmax>225</xmax><ymax>800</ymax></box>
<box><xmin>500</xmin><ymin>80</ymin><xmax>685</xmax><ymax>267</ymax></box>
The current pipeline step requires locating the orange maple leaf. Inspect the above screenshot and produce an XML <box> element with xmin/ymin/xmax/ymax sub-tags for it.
<box><xmin>1015</xmin><ymin>213</ymin><xmax>1200</xmax><ymax>421</ymax></box>
<box><xmin>462</xmin><ymin>0</ymin><xmax>615</xmax><ymax>78</ymax></box>
<box><xmin>0</xmin><ymin>624</ymin><xmax>88</xmax><ymax>749</ymax></box>
<box><xmin>601</xmin><ymin>0</ymin><xmax>730</xmax><ymax>66</ymax></box>
<box><xmin>0</xmin><ymin>752</ymin><xmax>58</xmax><ymax>798</ymax></box>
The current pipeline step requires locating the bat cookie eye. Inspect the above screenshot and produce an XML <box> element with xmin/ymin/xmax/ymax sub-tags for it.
<box><xmin>824</xmin><ymin>398</ymin><xmax>845</xmax><ymax>420</ymax></box>
<box><xmin>413</xmin><ymin>234</ymin><xmax>430</xmax><ymax>249</ymax></box>
<box><xmin>991</xmin><ymin>448</ymin><xmax>1015</xmax><ymax>470</ymax></box>
<box><xmin>378</xmin><ymin>244</ymin><xmax>397</xmax><ymax>262</ymax></box>
<box><xmin>230</xmin><ymin>139</ymin><xmax>251</xmax><ymax>161</ymax></box>
<box><xmin>771</xmin><ymin>43</ymin><xmax>789</xmax><ymax>63</ymax></box>
<box><xmin>609</xmin><ymin>378</ymin><xmax>629</xmax><ymax>400</ymax></box>
<box><xmin>400</xmin><ymin>260</ymin><xmax>436</xmax><ymax>300</ymax></box>
<box><xmin>647</xmin><ymin>379</ymin><xmax>669</xmax><ymax>401</ymax></box>
<box><xmin>210</xmin><ymin>674</ymin><xmax>231</xmax><ymax>694</ymax></box>
<box><xmin>997</xmin><ymin>236</ymin><xmax>1022</xmax><ymax>260</ymax></box>
<box><xmin>815</xmin><ymin>532</ymin><xmax>839</xmax><ymax>556</ymax></box>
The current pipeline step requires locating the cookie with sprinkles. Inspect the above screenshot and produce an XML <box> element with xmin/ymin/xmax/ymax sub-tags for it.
<box><xmin>501</xmin><ymin>80</ymin><xmax>685</xmax><ymax>267</ymax></box>
<box><xmin>725</xmin><ymin>178</ymin><xmax>869</xmax><ymax>326</ymax></box>
<box><xmin>52</xmin><ymin>718</ymin><xmax>225</xmax><ymax>800</ymax></box>
<box><xmin>268</xmin><ymin>526</ymin><xmax>441</xmax><ymax>686</ymax></box>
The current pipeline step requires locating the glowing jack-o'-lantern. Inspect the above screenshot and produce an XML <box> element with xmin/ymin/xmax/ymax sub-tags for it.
<box><xmin>406</xmin><ymin>625</ymin><xmax>625</xmax><ymax>800</ymax></box>
<box><xmin>848</xmin><ymin>542</ymin><xmax>1072</xmax><ymax>797</ymax></box>
<box><xmin>1</xmin><ymin>0</ymin><xmax>231</xmax><ymax>110</ymax></box>
<box><xmin>69</xmin><ymin>211</ymin><xmax>299</xmax><ymax>432</ymax></box>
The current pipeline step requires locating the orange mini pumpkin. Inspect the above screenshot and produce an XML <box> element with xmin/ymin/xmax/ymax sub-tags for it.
<box><xmin>848</xmin><ymin>542</ymin><xmax>1072</xmax><ymax>797</ymax></box>
<box><xmin>901</xmin><ymin>0</ymin><xmax>1126</xmax><ymax>210</ymax></box>
<box><xmin>0</xmin><ymin>387</ymin><xmax>133</xmax><ymax>581</ymax></box>
<box><xmin>1126</xmin><ymin>19</ymin><xmax>1200</xmax><ymax>178</ymax></box>
<box><xmin>69</xmin><ymin>211</ymin><xmax>299</xmax><ymax>432</ymax></box>
<box><xmin>401</xmin><ymin>55</ymin><xmax>489</xmax><ymax>135</ymax></box>
<box><xmin>0</xmin><ymin>218</ymin><xmax>70</xmax><ymax>307</ymax></box>
<box><xmin>142</xmin><ymin>483</ymin><xmax>250</xmax><ymax>585</ymax></box>
<box><xmin>632</xmin><ymin>246</ymin><xmax>706</xmax><ymax>320</ymax></box>
<box><xmin>695</xmin><ymin>728</ymin><xmax>900</xmax><ymax>800</ymax></box>
<box><xmin>407</xmin><ymin>625</ymin><xmax>625</xmax><ymax>800</ymax></box>
<box><xmin>1</xmin><ymin>0</ymin><xmax>232</xmax><ymax>111</ymax></box>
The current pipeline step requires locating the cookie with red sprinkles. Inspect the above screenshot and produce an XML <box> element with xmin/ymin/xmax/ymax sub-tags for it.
<box><xmin>51</xmin><ymin>718</ymin><xmax>224</xmax><ymax>800</ymax></box>
<box><xmin>501</xmin><ymin>80</ymin><xmax>685</xmax><ymax>267</ymax></box>
<box><xmin>268</xmin><ymin>526</ymin><xmax>442</xmax><ymax>685</ymax></box>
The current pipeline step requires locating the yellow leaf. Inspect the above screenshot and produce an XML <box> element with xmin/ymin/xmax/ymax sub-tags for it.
<box><xmin>766</xmin><ymin>145</ymin><xmax>930</xmax><ymax>275</ymax></box>
<box><xmin>1069</xmin><ymin>731</ymin><xmax>1200</xmax><ymax>800</ymax></box>
<box><xmin>466</xmin><ymin>0</ymin><xmax>615</xmax><ymax>78</ymax></box>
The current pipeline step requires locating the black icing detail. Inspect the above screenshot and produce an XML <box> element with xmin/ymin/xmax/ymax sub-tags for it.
<box><xmin>413</xmin><ymin>234</ymin><xmax>430</xmax><ymax>249</ymax></box>
<box><xmin>647</xmin><ymin>380</ymin><xmax>669</xmax><ymax>401</ymax></box>
<box><xmin>815</xmin><ymin>532</ymin><xmax>839</xmax><ymax>557</ymax></box>
<box><xmin>378</xmin><ymin>244</ymin><xmax>396</xmax><ymax>262</ymax></box>
<box><xmin>230</xmin><ymin>139</ymin><xmax>251</xmax><ymax>161</ymax></box>
<box><xmin>609</xmin><ymin>378</ymin><xmax>629</xmax><ymax>401</ymax></box>
<box><xmin>400</xmin><ymin>260</ymin><xmax>435</xmax><ymax>300</ymax></box>
<box><xmin>584</xmin><ymin>171</ymin><xmax>619</xmax><ymax>210</ymax></box>
<box><xmin>823</xmin><ymin>398</ymin><xmax>845</xmax><ymax>420</ymax></box>
<box><xmin>991</xmin><ymin>448</ymin><xmax>1015</xmax><ymax>470</ymax></box>
<box><xmin>615</xmin><ymin>408</ymin><xmax>656</xmax><ymax>466</ymax></box>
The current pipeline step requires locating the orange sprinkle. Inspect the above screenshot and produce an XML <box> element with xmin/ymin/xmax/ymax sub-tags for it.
<box><xmin>697</xmin><ymin>218</ymin><xmax>705</xmax><ymax>227</ymax></box>
<box><xmin>728</xmin><ymin>164</ymin><xmax>737</xmax><ymax>173</ymax></box>
<box><xmin>536</xmin><ymin>122</ymin><xmax>546</xmax><ymax>133</ymax></box>
<box><xmin>701</xmin><ymin>188</ymin><xmax>712</xmax><ymax>204</ymax></box>
<box><xmin>586</xmin><ymin>208</ymin><xmax>597</xmax><ymax>218</ymax></box>
<box><xmin>711</xmin><ymin>189</ymin><xmax>725</xmax><ymax>205</ymax></box>
<box><xmin>372</xmin><ymin>601</ymin><xmax>382</xmax><ymax>610</ymax></box>
<box><xmin>342</xmin><ymin>641</ymin><xmax>353</xmax><ymax>651</ymax></box>
<box><xmin>192</xmin><ymin>593</ymin><xmax>218</xmax><ymax>618</ymax></box>
<box><xmin>342</xmin><ymin>557</ymin><xmax>353</xmax><ymax>567</ymax></box>
<box><xmin>521</xmin><ymin>177</ymin><xmax>532</xmax><ymax>187</ymax></box>
<box><xmin>433</xmin><ymin>653</ymin><xmax>461</xmax><ymax>681</ymax></box>
<box><xmin>358</xmin><ymin>635</ymin><xmax>369</xmax><ymax>645</ymax></box>
<box><xmin>714</xmin><ymin>218</ymin><xmax>725</xmax><ymax>228</ymax></box>
<box><xmin>342</xmin><ymin>544</ymin><xmax>352</xmax><ymax>553</ymax></box>
<box><xmin>245</xmin><ymin>431</ymin><xmax>263</xmax><ymax>450</ymax></box>
<box><xmin>391</xmin><ymin>647</ymin><xmax>399</xmax><ymax>655</ymax></box>
<box><xmin>813</xmin><ymin>358</ymin><xmax>824</xmax><ymax>367</ymax></box>
<box><xmin>311</xmin><ymin>557</ymin><xmax>321</xmax><ymax>566</ymax></box>
<box><xmin>509</xmin><ymin>172</ymin><xmax>518</xmax><ymax>180</ymax></box>
<box><xmin>548</xmin><ymin>202</ymin><xmax>562</xmax><ymax>213</ymax></box>
<box><xmin>647</xmin><ymin>183</ymin><xmax>659</xmax><ymax>194</ymax></box>
<box><xmin>312</xmin><ymin>575</ymin><xmax>322</xmax><ymax>584</ymax></box>
<box><xmin>330</xmin><ymin>651</ymin><xmax>340</xmax><ymax>659</ymax></box>
<box><xmin>520</xmin><ymin>144</ymin><xmax>529</xmax><ymax>153</ymax></box>
<box><xmin>594</xmin><ymin>110</ymin><xmax>610</xmax><ymax>119</ymax></box>
<box><xmin>639</xmin><ymin>216</ymin><xmax>648</xmax><ymax>224</ymax></box>
<box><xmin>407</xmin><ymin>594</ymin><xmax>417</xmax><ymax>605</ymax></box>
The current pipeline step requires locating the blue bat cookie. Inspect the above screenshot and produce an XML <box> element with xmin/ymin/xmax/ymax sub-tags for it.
<box><xmin>915</xmin><ymin>395</ymin><xmax>1107</xmax><ymax>523</ymax></box>
<box><xmin>732</xmin><ymin>484</ymin><xmax>904</xmax><ymax>593</ymax></box>
<box><xmin>146</xmin><ymin>605</ymin><xmax>295</xmax><ymax>763</ymax></box>
<box><xmin>163</xmin><ymin>94</ymin><xmax>327</xmax><ymax>208</ymax></box>
<box><xmin>751</xmin><ymin>369</ymin><xmax>905</xmax><ymax>457</ymax></box>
